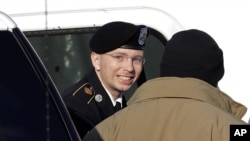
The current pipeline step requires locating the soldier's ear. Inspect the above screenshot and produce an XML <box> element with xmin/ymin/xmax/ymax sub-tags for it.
<box><xmin>91</xmin><ymin>52</ymin><xmax>101</xmax><ymax>70</ymax></box>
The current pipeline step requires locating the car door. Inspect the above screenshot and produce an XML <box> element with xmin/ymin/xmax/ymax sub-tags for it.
<box><xmin>0</xmin><ymin>11</ymin><xmax>81</xmax><ymax>141</ymax></box>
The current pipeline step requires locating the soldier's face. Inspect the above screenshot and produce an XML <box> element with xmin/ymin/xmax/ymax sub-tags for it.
<box><xmin>91</xmin><ymin>48</ymin><xmax>144</xmax><ymax>97</ymax></box>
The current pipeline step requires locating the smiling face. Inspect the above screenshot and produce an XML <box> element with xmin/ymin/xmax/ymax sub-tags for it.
<box><xmin>91</xmin><ymin>48</ymin><xmax>144</xmax><ymax>98</ymax></box>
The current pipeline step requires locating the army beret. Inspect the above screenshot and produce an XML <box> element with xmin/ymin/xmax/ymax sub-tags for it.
<box><xmin>89</xmin><ymin>21</ymin><xmax>148</xmax><ymax>54</ymax></box>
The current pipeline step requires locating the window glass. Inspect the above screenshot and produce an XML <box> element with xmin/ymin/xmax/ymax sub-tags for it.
<box><xmin>28</xmin><ymin>33</ymin><xmax>92</xmax><ymax>93</ymax></box>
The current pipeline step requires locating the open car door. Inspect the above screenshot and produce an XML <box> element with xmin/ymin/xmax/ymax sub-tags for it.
<box><xmin>0</xmin><ymin>11</ymin><xmax>81</xmax><ymax>141</ymax></box>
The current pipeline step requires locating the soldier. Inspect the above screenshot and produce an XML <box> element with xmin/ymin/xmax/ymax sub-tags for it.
<box><xmin>62</xmin><ymin>21</ymin><xmax>148</xmax><ymax>138</ymax></box>
<box><xmin>82</xmin><ymin>29</ymin><xmax>247</xmax><ymax>141</ymax></box>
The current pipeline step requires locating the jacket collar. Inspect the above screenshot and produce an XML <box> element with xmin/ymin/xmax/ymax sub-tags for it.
<box><xmin>128</xmin><ymin>77</ymin><xmax>247</xmax><ymax>118</ymax></box>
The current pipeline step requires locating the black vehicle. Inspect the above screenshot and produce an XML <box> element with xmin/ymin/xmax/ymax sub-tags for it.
<box><xmin>0</xmin><ymin>11</ymin><xmax>81</xmax><ymax>141</ymax></box>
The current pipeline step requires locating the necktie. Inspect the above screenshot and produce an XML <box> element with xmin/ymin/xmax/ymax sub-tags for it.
<box><xmin>114</xmin><ymin>102</ymin><xmax>121</xmax><ymax>111</ymax></box>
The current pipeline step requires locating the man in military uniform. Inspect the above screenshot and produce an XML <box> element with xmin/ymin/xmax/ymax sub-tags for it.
<box><xmin>62</xmin><ymin>21</ymin><xmax>148</xmax><ymax>138</ymax></box>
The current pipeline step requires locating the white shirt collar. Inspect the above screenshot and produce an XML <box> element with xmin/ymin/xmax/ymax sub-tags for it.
<box><xmin>103</xmin><ymin>85</ymin><xmax>123</xmax><ymax>107</ymax></box>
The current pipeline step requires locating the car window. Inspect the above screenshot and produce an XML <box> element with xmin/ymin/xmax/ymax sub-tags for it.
<box><xmin>0</xmin><ymin>30</ymin><xmax>74</xmax><ymax>141</ymax></box>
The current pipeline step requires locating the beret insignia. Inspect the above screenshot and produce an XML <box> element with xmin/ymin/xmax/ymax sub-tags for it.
<box><xmin>138</xmin><ymin>27</ymin><xmax>148</xmax><ymax>45</ymax></box>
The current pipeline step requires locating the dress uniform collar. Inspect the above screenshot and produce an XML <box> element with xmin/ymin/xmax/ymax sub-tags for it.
<box><xmin>101</xmin><ymin>80</ymin><xmax>123</xmax><ymax>107</ymax></box>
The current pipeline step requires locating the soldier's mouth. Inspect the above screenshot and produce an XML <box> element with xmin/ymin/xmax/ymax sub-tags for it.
<box><xmin>118</xmin><ymin>76</ymin><xmax>133</xmax><ymax>80</ymax></box>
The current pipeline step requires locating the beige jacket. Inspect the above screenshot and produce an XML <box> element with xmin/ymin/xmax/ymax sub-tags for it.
<box><xmin>84</xmin><ymin>77</ymin><xmax>247</xmax><ymax>141</ymax></box>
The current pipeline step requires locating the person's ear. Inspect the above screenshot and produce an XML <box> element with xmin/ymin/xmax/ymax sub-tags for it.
<box><xmin>91</xmin><ymin>52</ymin><xmax>101</xmax><ymax>71</ymax></box>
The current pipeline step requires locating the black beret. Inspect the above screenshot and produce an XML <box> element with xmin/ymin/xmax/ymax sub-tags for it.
<box><xmin>160</xmin><ymin>29</ymin><xmax>224</xmax><ymax>87</ymax></box>
<box><xmin>90</xmin><ymin>21</ymin><xmax>148</xmax><ymax>54</ymax></box>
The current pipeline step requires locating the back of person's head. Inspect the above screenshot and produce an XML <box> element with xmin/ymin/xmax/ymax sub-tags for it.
<box><xmin>160</xmin><ymin>29</ymin><xmax>224</xmax><ymax>87</ymax></box>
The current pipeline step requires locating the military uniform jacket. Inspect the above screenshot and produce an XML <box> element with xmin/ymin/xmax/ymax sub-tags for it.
<box><xmin>62</xmin><ymin>67</ymin><xmax>127</xmax><ymax>138</ymax></box>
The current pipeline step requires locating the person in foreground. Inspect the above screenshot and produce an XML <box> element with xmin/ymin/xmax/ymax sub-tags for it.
<box><xmin>83</xmin><ymin>29</ymin><xmax>247</xmax><ymax>141</ymax></box>
<box><xmin>62</xmin><ymin>21</ymin><xmax>148</xmax><ymax>138</ymax></box>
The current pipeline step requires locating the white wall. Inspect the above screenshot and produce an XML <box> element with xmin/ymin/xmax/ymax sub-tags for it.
<box><xmin>154</xmin><ymin>0</ymin><xmax>250</xmax><ymax>122</ymax></box>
